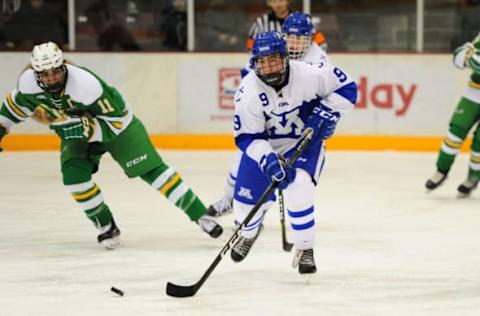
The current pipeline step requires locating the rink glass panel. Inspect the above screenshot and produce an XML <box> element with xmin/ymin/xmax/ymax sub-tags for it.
<box><xmin>310</xmin><ymin>0</ymin><xmax>417</xmax><ymax>52</ymax></box>
<box><xmin>424</xmin><ymin>0</ymin><xmax>480</xmax><ymax>51</ymax></box>
<box><xmin>74</xmin><ymin>0</ymin><xmax>167</xmax><ymax>51</ymax></box>
<box><xmin>193</xmin><ymin>0</ymin><xmax>302</xmax><ymax>52</ymax></box>
<box><xmin>0</xmin><ymin>0</ymin><xmax>477</xmax><ymax>52</ymax></box>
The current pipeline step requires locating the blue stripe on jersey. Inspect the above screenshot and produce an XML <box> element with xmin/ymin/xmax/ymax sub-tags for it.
<box><xmin>229</xmin><ymin>173</ymin><xmax>237</xmax><ymax>181</ymax></box>
<box><xmin>235</xmin><ymin>131</ymin><xmax>268</xmax><ymax>152</ymax></box>
<box><xmin>288</xmin><ymin>206</ymin><xmax>314</xmax><ymax>218</ymax></box>
<box><xmin>291</xmin><ymin>219</ymin><xmax>315</xmax><ymax>231</ymax></box>
<box><xmin>333</xmin><ymin>82</ymin><xmax>358</xmax><ymax>104</ymax></box>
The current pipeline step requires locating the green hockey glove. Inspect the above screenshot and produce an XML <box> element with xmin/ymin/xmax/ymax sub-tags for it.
<box><xmin>49</xmin><ymin>117</ymin><xmax>94</xmax><ymax>141</ymax></box>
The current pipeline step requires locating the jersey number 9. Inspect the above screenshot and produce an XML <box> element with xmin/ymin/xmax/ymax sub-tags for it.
<box><xmin>258</xmin><ymin>93</ymin><xmax>269</xmax><ymax>106</ymax></box>
<box><xmin>333</xmin><ymin>67</ymin><xmax>347</xmax><ymax>83</ymax></box>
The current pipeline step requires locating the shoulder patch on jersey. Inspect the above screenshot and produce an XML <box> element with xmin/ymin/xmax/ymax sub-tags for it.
<box><xmin>17</xmin><ymin>69</ymin><xmax>43</xmax><ymax>94</ymax></box>
<box><xmin>235</xmin><ymin>74</ymin><xmax>265</xmax><ymax>108</ymax></box>
<box><xmin>64</xmin><ymin>64</ymin><xmax>103</xmax><ymax>105</ymax></box>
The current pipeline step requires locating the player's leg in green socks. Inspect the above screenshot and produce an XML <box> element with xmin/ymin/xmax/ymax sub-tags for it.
<box><xmin>140</xmin><ymin>163</ymin><xmax>223</xmax><ymax>238</ymax></box>
<box><xmin>62</xmin><ymin>158</ymin><xmax>121</xmax><ymax>248</ymax></box>
<box><xmin>426</xmin><ymin>97</ymin><xmax>480</xmax><ymax>190</ymax></box>
<box><xmin>458</xmin><ymin>122</ymin><xmax>480</xmax><ymax>197</ymax></box>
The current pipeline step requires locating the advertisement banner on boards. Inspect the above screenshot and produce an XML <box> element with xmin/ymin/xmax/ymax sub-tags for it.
<box><xmin>178</xmin><ymin>53</ymin><xmax>471</xmax><ymax>136</ymax></box>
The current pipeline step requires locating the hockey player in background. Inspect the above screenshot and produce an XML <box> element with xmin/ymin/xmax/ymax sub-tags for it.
<box><xmin>246</xmin><ymin>0</ymin><xmax>327</xmax><ymax>52</ymax></box>
<box><xmin>0</xmin><ymin>42</ymin><xmax>223</xmax><ymax>249</ymax></box>
<box><xmin>426</xmin><ymin>33</ymin><xmax>480</xmax><ymax>197</ymax></box>
<box><xmin>282</xmin><ymin>11</ymin><xmax>330</xmax><ymax>65</ymax></box>
<box><xmin>229</xmin><ymin>31</ymin><xmax>357</xmax><ymax>274</ymax></box>
<box><xmin>209</xmin><ymin>12</ymin><xmax>330</xmax><ymax>217</ymax></box>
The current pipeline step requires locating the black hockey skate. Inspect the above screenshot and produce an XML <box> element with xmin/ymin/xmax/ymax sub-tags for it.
<box><xmin>197</xmin><ymin>215</ymin><xmax>223</xmax><ymax>238</ymax></box>
<box><xmin>97</xmin><ymin>218</ymin><xmax>121</xmax><ymax>250</ymax></box>
<box><xmin>425</xmin><ymin>170</ymin><xmax>448</xmax><ymax>191</ymax></box>
<box><xmin>207</xmin><ymin>197</ymin><xmax>233</xmax><ymax>217</ymax></box>
<box><xmin>231</xmin><ymin>224</ymin><xmax>263</xmax><ymax>262</ymax></box>
<box><xmin>457</xmin><ymin>177</ymin><xmax>479</xmax><ymax>198</ymax></box>
<box><xmin>292</xmin><ymin>249</ymin><xmax>317</xmax><ymax>274</ymax></box>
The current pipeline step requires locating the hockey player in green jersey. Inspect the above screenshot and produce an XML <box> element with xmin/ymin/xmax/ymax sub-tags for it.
<box><xmin>426</xmin><ymin>33</ymin><xmax>480</xmax><ymax>197</ymax></box>
<box><xmin>0</xmin><ymin>42</ymin><xmax>223</xmax><ymax>249</ymax></box>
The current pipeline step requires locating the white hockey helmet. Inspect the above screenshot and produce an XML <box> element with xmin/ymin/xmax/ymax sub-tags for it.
<box><xmin>31</xmin><ymin>42</ymin><xmax>67</xmax><ymax>93</ymax></box>
<box><xmin>31</xmin><ymin>42</ymin><xmax>64</xmax><ymax>72</ymax></box>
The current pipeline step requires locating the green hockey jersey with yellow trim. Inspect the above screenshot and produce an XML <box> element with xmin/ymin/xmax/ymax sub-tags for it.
<box><xmin>0</xmin><ymin>64</ymin><xmax>133</xmax><ymax>143</ymax></box>
<box><xmin>453</xmin><ymin>32</ymin><xmax>480</xmax><ymax>87</ymax></box>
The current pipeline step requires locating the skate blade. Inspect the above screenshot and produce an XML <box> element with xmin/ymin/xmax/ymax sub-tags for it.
<box><xmin>100</xmin><ymin>237</ymin><xmax>122</xmax><ymax>250</ymax></box>
<box><xmin>300</xmin><ymin>273</ymin><xmax>314</xmax><ymax>285</ymax></box>
<box><xmin>425</xmin><ymin>185</ymin><xmax>439</xmax><ymax>194</ymax></box>
<box><xmin>456</xmin><ymin>192</ymin><xmax>470</xmax><ymax>199</ymax></box>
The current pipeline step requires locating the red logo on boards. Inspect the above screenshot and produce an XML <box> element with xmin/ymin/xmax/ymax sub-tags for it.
<box><xmin>356</xmin><ymin>76</ymin><xmax>417</xmax><ymax>116</ymax></box>
<box><xmin>218</xmin><ymin>68</ymin><xmax>241</xmax><ymax>109</ymax></box>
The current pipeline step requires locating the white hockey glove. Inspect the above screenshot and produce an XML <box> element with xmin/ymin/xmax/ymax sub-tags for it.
<box><xmin>454</xmin><ymin>42</ymin><xmax>475</xmax><ymax>69</ymax></box>
<box><xmin>467</xmin><ymin>49</ymin><xmax>480</xmax><ymax>74</ymax></box>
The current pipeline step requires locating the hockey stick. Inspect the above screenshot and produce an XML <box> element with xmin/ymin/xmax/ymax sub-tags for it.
<box><xmin>166</xmin><ymin>128</ymin><xmax>313</xmax><ymax>298</ymax></box>
<box><xmin>278</xmin><ymin>190</ymin><xmax>293</xmax><ymax>252</ymax></box>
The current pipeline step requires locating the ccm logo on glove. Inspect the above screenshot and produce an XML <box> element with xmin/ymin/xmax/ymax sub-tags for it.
<box><xmin>312</xmin><ymin>107</ymin><xmax>340</xmax><ymax>123</ymax></box>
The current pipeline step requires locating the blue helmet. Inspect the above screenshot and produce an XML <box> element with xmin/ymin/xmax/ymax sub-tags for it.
<box><xmin>252</xmin><ymin>31</ymin><xmax>288</xmax><ymax>59</ymax></box>
<box><xmin>251</xmin><ymin>31</ymin><xmax>288</xmax><ymax>87</ymax></box>
<box><xmin>283</xmin><ymin>12</ymin><xmax>314</xmax><ymax>37</ymax></box>
<box><xmin>283</xmin><ymin>12</ymin><xmax>313</xmax><ymax>59</ymax></box>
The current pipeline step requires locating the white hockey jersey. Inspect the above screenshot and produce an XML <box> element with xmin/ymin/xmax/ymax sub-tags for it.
<box><xmin>234</xmin><ymin>60</ymin><xmax>357</xmax><ymax>165</ymax></box>
<box><xmin>302</xmin><ymin>42</ymin><xmax>331</xmax><ymax>65</ymax></box>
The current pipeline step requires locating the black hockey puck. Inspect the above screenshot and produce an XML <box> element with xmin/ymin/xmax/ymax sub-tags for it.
<box><xmin>111</xmin><ymin>286</ymin><xmax>124</xmax><ymax>296</ymax></box>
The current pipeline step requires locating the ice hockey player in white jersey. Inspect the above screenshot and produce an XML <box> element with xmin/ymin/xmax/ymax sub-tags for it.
<box><xmin>229</xmin><ymin>31</ymin><xmax>357</xmax><ymax>274</ymax></box>
<box><xmin>208</xmin><ymin>12</ymin><xmax>331</xmax><ymax>217</ymax></box>
<box><xmin>283</xmin><ymin>11</ymin><xmax>330</xmax><ymax>64</ymax></box>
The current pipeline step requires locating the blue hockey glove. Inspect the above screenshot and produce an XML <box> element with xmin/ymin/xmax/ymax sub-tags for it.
<box><xmin>0</xmin><ymin>126</ymin><xmax>6</xmax><ymax>152</ymax></box>
<box><xmin>49</xmin><ymin>117</ymin><xmax>94</xmax><ymax>141</ymax></box>
<box><xmin>304</xmin><ymin>105</ymin><xmax>340</xmax><ymax>141</ymax></box>
<box><xmin>260</xmin><ymin>152</ymin><xmax>296</xmax><ymax>190</ymax></box>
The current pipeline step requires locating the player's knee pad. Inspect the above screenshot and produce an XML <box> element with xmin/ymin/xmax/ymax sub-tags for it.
<box><xmin>448</xmin><ymin>124</ymin><xmax>469</xmax><ymax>141</ymax></box>
<box><xmin>283</xmin><ymin>169</ymin><xmax>315</xmax><ymax>211</ymax></box>
<box><xmin>61</xmin><ymin>159</ymin><xmax>95</xmax><ymax>185</ymax></box>
<box><xmin>139</xmin><ymin>161</ymin><xmax>170</xmax><ymax>184</ymax></box>
<box><xmin>234</xmin><ymin>199</ymin><xmax>272</xmax><ymax>238</ymax></box>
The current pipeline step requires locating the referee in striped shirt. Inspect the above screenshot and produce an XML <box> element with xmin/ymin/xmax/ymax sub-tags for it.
<box><xmin>246</xmin><ymin>0</ymin><xmax>327</xmax><ymax>50</ymax></box>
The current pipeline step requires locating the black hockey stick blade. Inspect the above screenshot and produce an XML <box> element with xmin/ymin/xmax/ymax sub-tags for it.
<box><xmin>166</xmin><ymin>252</ymin><xmax>224</xmax><ymax>297</ymax></box>
<box><xmin>166</xmin><ymin>282</ymin><xmax>197</xmax><ymax>298</ymax></box>
<box><xmin>283</xmin><ymin>237</ymin><xmax>294</xmax><ymax>252</ymax></box>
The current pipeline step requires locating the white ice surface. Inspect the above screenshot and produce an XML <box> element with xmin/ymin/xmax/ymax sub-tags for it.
<box><xmin>0</xmin><ymin>150</ymin><xmax>479</xmax><ymax>316</ymax></box>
